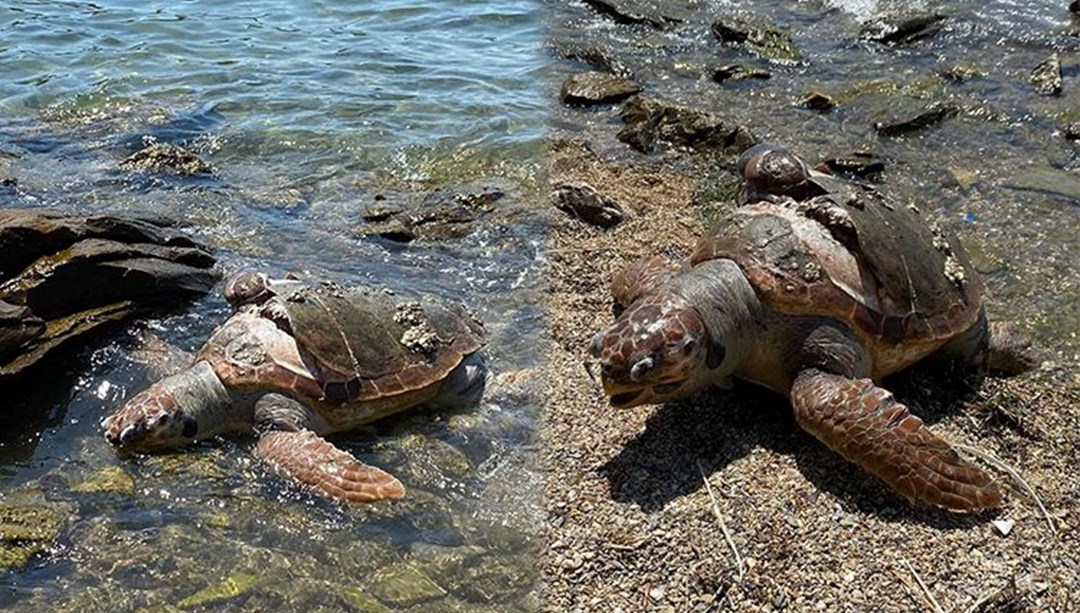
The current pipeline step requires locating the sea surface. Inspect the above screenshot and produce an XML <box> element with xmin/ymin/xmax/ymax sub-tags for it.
<box><xmin>0</xmin><ymin>1</ymin><xmax>546</xmax><ymax>610</ymax></box>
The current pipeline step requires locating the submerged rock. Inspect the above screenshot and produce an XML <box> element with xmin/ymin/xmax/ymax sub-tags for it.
<box><xmin>119</xmin><ymin>142</ymin><xmax>213</xmax><ymax>175</ymax></box>
<box><xmin>874</xmin><ymin>102</ymin><xmax>960</xmax><ymax>137</ymax></box>
<box><xmin>355</xmin><ymin>183</ymin><xmax>506</xmax><ymax>243</ymax></box>
<box><xmin>797</xmin><ymin>91</ymin><xmax>836</xmax><ymax>112</ymax></box>
<box><xmin>860</xmin><ymin>13</ymin><xmax>947</xmax><ymax>45</ymax></box>
<box><xmin>578</xmin><ymin>0</ymin><xmax>681</xmax><ymax>29</ymax></box>
<box><xmin>816</xmin><ymin>152</ymin><xmax>886</xmax><ymax>180</ymax></box>
<box><xmin>712</xmin><ymin>65</ymin><xmax>772</xmax><ymax>84</ymax></box>
<box><xmin>0</xmin><ymin>208</ymin><xmax>217</xmax><ymax>384</ymax></box>
<box><xmin>176</xmin><ymin>572</ymin><xmax>261</xmax><ymax>609</ymax></box>
<box><xmin>711</xmin><ymin>16</ymin><xmax>800</xmax><ymax>63</ymax></box>
<box><xmin>1030</xmin><ymin>53</ymin><xmax>1063</xmax><ymax>97</ymax></box>
<box><xmin>617</xmin><ymin>96</ymin><xmax>757</xmax><ymax>155</ymax></box>
<box><xmin>561</xmin><ymin>72</ymin><xmax>642</xmax><ymax>105</ymax></box>
<box><xmin>552</xmin><ymin>43</ymin><xmax>634</xmax><ymax>78</ymax></box>
<box><xmin>369</xmin><ymin>562</ymin><xmax>448</xmax><ymax>608</ymax></box>
<box><xmin>552</xmin><ymin>182</ymin><xmax>625</xmax><ymax>229</ymax></box>
<box><xmin>0</xmin><ymin>503</ymin><xmax>66</xmax><ymax>570</ymax></box>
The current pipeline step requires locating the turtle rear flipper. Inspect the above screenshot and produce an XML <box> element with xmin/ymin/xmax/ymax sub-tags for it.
<box><xmin>256</xmin><ymin>429</ymin><xmax>405</xmax><ymax>503</ymax></box>
<box><xmin>791</xmin><ymin>369</ymin><xmax>1001</xmax><ymax>511</ymax></box>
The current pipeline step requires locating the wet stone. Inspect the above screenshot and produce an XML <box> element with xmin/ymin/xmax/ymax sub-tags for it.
<box><xmin>712</xmin><ymin>65</ymin><xmax>772</xmax><ymax>84</ymax></box>
<box><xmin>1030</xmin><ymin>53</ymin><xmax>1063</xmax><ymax>97</ymax></box>
<box><xmin>561</xmin><ymin>72</ymin><xmax>641</xmax><ymax>105</ymax></box>
<box><xmin>860</xmin><ymin>12</ymin><xmax>947</xmax><ymax>45</ymax></box>
<box><xmin>553</xmin><ymin>43</ymin><xmax>633</xmax><ymax>78</ymax></box>
<box><xmin>711</xmin><ymin>16</ymin><xmax>800</xmax><ymax>63</ymax></box>
<box><xmin>816</xmin><ymin>152</ymin><xmax>885</xmax><ymax>180</ymax></box>
<box><xmin>874</xmin><ymin>102</ymin><xmax>960</xmax><ymax>137</ymax></box>
<box><xmin>1064</xmin><ymin>123</ymin><xmax>1080</xmax><ymax>141</ymax></box>
<box><xmin>341</xmin><ymin>588</ymin><xmax>394</xmax><ymax>613</ymax></box>
<box><xmin>69</xmin><ymin>465</ymin><xmax>136</xmax><ymax>494</ymax></box>
<box><xmin>798</xmin><ymin>91</ymin><xmax>835</xmax><ymax>112</ymax></box>
<box><xmin>119</xmin><ymin>142</ymin><xmax>213</xmax><ymax>175</ymax></box>
<box><xmin>0</xmin><ymin>503</ymin><xmax>66</xmax><ymax>570</ymax></box>
<box><xmin>552</xmin><ymin>182</ymin><xmax>625</xmax><ymax>229</ymax></box>
<box><xmin>578</xmin><ymin>0</ymin><xmax>681</xmax><ymax>29</ymax></box>
<box><xmin>369</xmin><ymin>562</ymin><xmax>448</xmax><ymax>608</ymax></box>
<box><xmin>176</xmin><ymin>572</ymin><xmax>260</xmax><ymax>609</ymax></box>
<box><xmin>617</xmin><ymin>96</ymin><xmax>757</xmax><ymax>155</ymax></box>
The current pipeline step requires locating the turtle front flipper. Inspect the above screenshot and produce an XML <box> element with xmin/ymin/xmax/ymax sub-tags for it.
<box><xmin>252</xmin><ymin>393</ymin><xmax>404</xmax><ymax>503</ymax></box>
<box><xmin>790</xmin><ymin>369</ymin><xmax>1001</xmax><ymax>511</ymax></box>
<box><xmin>256</xmin><ymin>430</ymin><xmax>405</xmax><ymax>503</ymax></box>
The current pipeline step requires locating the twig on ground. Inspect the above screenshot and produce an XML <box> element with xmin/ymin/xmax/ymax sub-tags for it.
<box><xmin>962</xmin><ymin>577</ymin><xmax>1018</xmax><ymax>613</ymax></box>
<box><xmin>954</xmin><ymin>443</ymin><xmax>1056</xmax><ymax>536</ymax></box>
<box><xmin>901</xmin><ymin>558</ymin><xmax>945</xmax><ymax>613</ymax></box>
<box><xmin>696</xmin><ymin>460</ymin><xmax>745</xmax><ymax>581</ymax></box>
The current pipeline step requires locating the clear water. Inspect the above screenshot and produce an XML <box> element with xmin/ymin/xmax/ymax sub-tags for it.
<box><xmin>0</xmin><ymin>1</ymin><xmax>545</xmax><ymax>610</ymax></box>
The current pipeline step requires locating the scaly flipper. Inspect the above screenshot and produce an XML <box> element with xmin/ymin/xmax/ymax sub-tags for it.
<box><xmin>252</xmin><ymin>393</ymin><xmax>404</xmax><ymax>503</ymax></box>
<box><xmin>790</xmin><ymin>369</ymin><xmax>1001</xmax><ymax>511</ymax></box>
<box><xmin>255</xmin><ymin>430</ymin><xmax>405</xmax><ymax>503</ymax></box>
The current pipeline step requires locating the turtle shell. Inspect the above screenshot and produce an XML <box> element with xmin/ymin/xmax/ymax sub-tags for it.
<box><xmin>270</xmin><ymin>282</ymin><xmax>485</xmax><ymax>403</ymax></box>
<box><xmin>691</xmin><ymin>181</ymin><xmax>982</xmax><ymax>358</ymax></box>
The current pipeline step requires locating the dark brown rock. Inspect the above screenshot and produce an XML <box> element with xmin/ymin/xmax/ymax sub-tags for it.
<box><xmin>860</xmin><ymin>13</ymin><xmax>947</xmax><ymax>45</ymax></box>
<box><xmin>578</xmin><ymin>0</ymin><xmax>681</xmax><ymax>28</ymax></box>
<box><xmin>561</xmin><ymin>72</ymin><xmax>642</xmax><ymax>105</ymax></box>
<box><xmin>874</xmin><ymin>103</ymin><xmax>960</xmax><ymax>137</ymax></box>
<box><xmin>552</xmin><ymin>183</ymin><xmax>625</xmax><ymax>229</ymax></box>
<box><xmin>815</xmin><ymin>152</ymin><xmax>886</xmax><ymax>180</ymax></box>
<box><xmin>617</xmin><ymin>96</ymin><xmax>758</xmax><ymax>155</ymax></box>
<box><xmin>1030</xmin><ymin>53</ymin><xmax>1063</xmax><ymax>97</ymax></box>
<box><xmin>1064</xmin><ymin>123</ymin><xmax>1080</xmax><ymax>140</ymax></box>
<box><xmin>712</xmin><ymin>65</ymin><xmax>772</xmax><ymax>84</ymax></box>
<box><xmin>711</xmin><ymin>16</ymin><xmax>800</xmax><ymax>62</ymax></box>
<box><xmin>355</xmin><ymin>184</ymin><xmax>506</xmax><ymax>242</ymax></box>
<box><xmin>1071</xmin><ymin>0</ymin><xmax>1079</xmax><ymax>14</ymax></box>
<box><xmin>553</xmin><ymin>43</ymin><xmax>634</xmax><ymax>79</ymax></box>
<box><xmin>0</xmin><ymin>209</ymin><xmax>217</xmax><ymax>383</ymax></box>
<box><xmin>798</xmin><ymin>91</ymin><xmax>836</xmax><ymax>112</ymax></box>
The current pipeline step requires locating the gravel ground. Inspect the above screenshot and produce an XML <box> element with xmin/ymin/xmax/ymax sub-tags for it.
<box><xmin>538</xmin><ymin>139</ymin><xmax>1080</xmax><ymax>612</ymax></box>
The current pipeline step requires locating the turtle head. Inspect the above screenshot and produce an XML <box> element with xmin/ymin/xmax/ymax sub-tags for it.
<box><xmin>588</xmin><ymin>292</ymin><xmax>726</xmax><ymax>408</ymax></box>
<box><xmin>223</xmin><ymin>270</ymin><xmax>273</xmax><ymax>309</ymax></box>
<box><xmin>103</xmin><ymin>361</ymin><xmax>232</xmax><ymax>450</ymax></box>
<box><xmin>736</xmin><ymin>143</ymin><xmax>819</xmax><ymax>205</ymax></box>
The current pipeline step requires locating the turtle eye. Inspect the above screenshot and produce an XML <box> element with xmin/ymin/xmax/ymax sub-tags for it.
<box><xmin>588</xmin><ymin>332</ymin><xmax>605</xmax><ymax>358</ymax></box>
<box><xmin>629</xmin><ymin>355</ymin><xmax>656</xmax><ymax>382</ymax></box>
<box><xmin>706</xmin><ymin>337</ymin><xmax>726</xmax><ymax>370</ymax></box>
<box><xmin>181</xmin><ymin>415</ymin><xmax>199</xmax><ymax>438</ymax></box>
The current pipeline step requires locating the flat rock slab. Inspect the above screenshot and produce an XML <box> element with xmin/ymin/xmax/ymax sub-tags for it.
<box><xmin>711</xmin><ymin>15</ymin><xmax>800</xmax><ymax>63</ymax></box>
<box><xmin>561</xmin><ymin>72</ymin><xmax>642</xmax><ymax>105</ymax></box>
<box><xmin>617</xmin><ymin>96</ymin><xmax>758</xmax><ymax>155</ymax></box>
<box><xmin>0</xmin><ymin>208</ymin><xmax>217</xmax><ymax>383</ymax></box>
<box><xmin>860</xmin><ymin>13</ymin><xmax>948</xmax><ymax>45</ymax></box>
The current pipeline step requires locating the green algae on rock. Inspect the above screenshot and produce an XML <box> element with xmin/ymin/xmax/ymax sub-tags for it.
<box><xmin>0</xmin><ymin>504</ymin><xmax>66</xmax><ymax>570</ymax></box>
<box><xmin>177</xmin><ymin>572</ymin><xmax>261</xmax><ymax>609</ymax></box>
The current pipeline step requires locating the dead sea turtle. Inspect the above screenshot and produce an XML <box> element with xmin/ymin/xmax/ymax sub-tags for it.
<box><xmin>590</xmin><ymin>144</ymin><xmax>1041</xmax><ymax>511</ymax></box>
<box><xmin>103</xmin><ymin>271</ymin><xmax>487</xmax><ymax>503</ymax></box>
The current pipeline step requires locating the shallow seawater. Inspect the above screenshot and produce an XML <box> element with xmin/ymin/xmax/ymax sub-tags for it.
<box><xmin>547</xmin><ymin>0</ymin><xmax>1079</xmax><ymax>356</ymax></box>
<box><xmin>0</xmin><ymin>1</ymin><xmax>544</xmax><ymax>610</ymax></box>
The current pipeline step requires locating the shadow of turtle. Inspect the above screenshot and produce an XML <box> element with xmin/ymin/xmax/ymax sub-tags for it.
<box><xmin>601</xmin><ymin>365</ymin><xmax>999</xmax><ymax>528</ymax></box>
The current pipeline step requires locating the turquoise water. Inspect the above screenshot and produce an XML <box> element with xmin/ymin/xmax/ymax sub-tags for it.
<box><xmin>0</xmin><ymin>1</ymin><xmax>546</xmax><ymax>610</ymax></box>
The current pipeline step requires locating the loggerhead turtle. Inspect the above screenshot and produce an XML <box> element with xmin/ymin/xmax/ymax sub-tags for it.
<box><xmin>103</xmin><ymin>271</ymin><xmax>487</xmax><ymax>503</ymax></box>
<box><xmin>589</xmin><ymin>144</ymin><xmax>1041</xmax><ymax>511</ymax></box>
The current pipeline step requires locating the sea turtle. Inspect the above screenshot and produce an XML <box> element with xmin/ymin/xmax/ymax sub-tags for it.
<box><xmin>589</xmin><ymin>144</ymin><xmax>1041</xmax><ymax>511</ymax></box>
<box><xmin>103</xmin><ymin>271</ymin><xmax>488</xmax><ymax>503</ymax></box>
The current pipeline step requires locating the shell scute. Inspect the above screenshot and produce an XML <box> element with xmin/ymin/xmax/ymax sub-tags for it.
<box><xmin>693</xmin><ymin>183</ymin><xmax>981</xmax><ymax>344</ymax></box>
